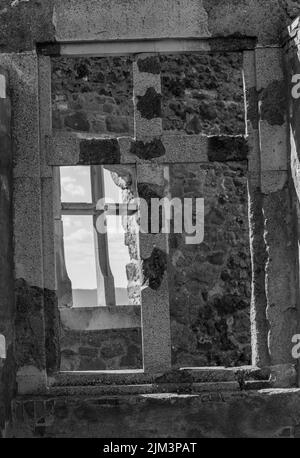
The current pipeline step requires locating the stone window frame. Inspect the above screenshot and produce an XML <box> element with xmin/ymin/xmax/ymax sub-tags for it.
<box><xmin>14</xmin><ymin>36</ymin><xmax>295</xmax><ymax>395</ymax></box>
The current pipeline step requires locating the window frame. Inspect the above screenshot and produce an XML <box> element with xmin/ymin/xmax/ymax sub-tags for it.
<box><xmin>29</xmin><ymin>36</ymin><xmax>289</xmax><ymax>394</ymax></box>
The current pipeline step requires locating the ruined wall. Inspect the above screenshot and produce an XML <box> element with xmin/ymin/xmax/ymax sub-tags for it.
<box><xmin>0</xmin><ymin>0</ymin><xmax>299</xmax><ymax>54</ymax></box>
<box><xmin>169</xmin><ymin>162</ymin><xmax>251</xmax><ymax>368</ymax></box>
<box><xmin>0</xmin><ymin>0</ymin><xmax>299</xmax><ymax>439</ymax></box>
<box><xmin>108</xmin><ymin>167</ymin><xmax>141</xmax><ymax>306</ymax></box>
<box><xmin>0</xmin><ymin>69</ymin><xmax>15</xmax><ymax>436</ymax></box>
<box><xmin>161</xmin><ymin>53</ymin><xmax>245</xmax><ymax>135</ymax></box>
<box><xmin>52</xmin><ymin>52</ymin><xmax>250</xmax><ymax>367</ymax></box>
<box><xmin>11</xmin><ymin>390</ymin><xmax>300</xmax><ymax>438</ymax></box>
<box><xmin>52</xmin><ymin>56</ymin><xmax>134</xmax><ymax>136</ymax></box>
<box><xmin>60</xmin><ymin>327</ymin><xmax>142</xmax><ymax>371</ymax></box>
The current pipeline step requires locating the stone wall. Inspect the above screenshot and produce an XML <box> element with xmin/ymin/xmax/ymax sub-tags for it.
<box><xmin>169</xmin><ymin>162</ymin><xmax>251</xmax><ymax>367</ymax></box>
<box><xmin>11</xmin><ymin>390</ymin><xmax>300</xmax><ymax>438</ymax></box>
<box><xmin>60</xmin><ymin>327</ymin><xmax>142</xmax><ymax>371</ymax></box>
<box><xmin>0</xmin><ymin>69</ymin><xmax>15</xmax><ymax>437</ymax></box>
<box><xmin>52</xmin><ymin>52</ymin><xmax>250</xmax><ymax>367</ymax></box>
<box><xmin>51</xmin><ymin>56</ymin><xmax>134</xmax><ymax>136</ymax></box>
<box><xmin>52</xmin><ymin>52</ymin><xmax>245</xmax><ymax>137</ymax></box>
<box><xmin>161</xmin><ymin>52</ymin><xmax>245</xmax><ymax>135</ymax></box>
<box><xmin>0</xmin><ymin>0</ymin><xmax>299</xmax><ymax>440</ymax></box>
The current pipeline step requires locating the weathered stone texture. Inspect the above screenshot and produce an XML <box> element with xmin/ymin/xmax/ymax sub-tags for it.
<box><xmin>79</xmin><ymin>139</ymin><xmax>120</xmax><ymax>164</ymax></box>
<box><xmin>60</xmin><ymin>327</ymin><xmax>142</xmax><ymax>371</ymax></box>
<box><xmin>136</xmin><ymin>87</ymin><xmax>162</xmax><ymax>120</ymax></box>
<box><xmin>0</xmin><ymin>71</ymin><xmax>15</xmax><ymax>435</ymax></box>
<box><xmin>15</xmin><ymin>279</ymin><xmax>46</xmax><ymax>371</ymax></box>
<box><xmin>52</xmin><ymin>52</ymin><xmax>246</xmax><ymax>137</ymax></box>
<box><xmin>137</xmin><ymin>56</ymin><xmax>161</xmax><ymax>75</ymax></box>
<box><xmin>169</xmin><ymin>162</ymin><xmax>251</xmax><ymax>367</ymax></box>
<box><xmin>142</xmin><ymin>247</ymin><xmax>168</xmax><ymax>291</ymax></box>
<box><xmin>259</xmin><ymin>79</ymin><xmax>287</xmax><ymax>126</ymax></box>
<box><xmin>44</xmin><ymin>289</ymin><xmax>60</xmax><ymax>375</ymax></box>
<box><xmin>130</xmin><ymin>138</ymin><xmax>166</xmax><ymax>160</ymax></box>
<box><xmin>51</xmin><ymin>56</ymin><xmax>134</xmax><ymax>136</ymax></box>
<box><xmin>0</xmin><ymin>0</ymin><xmax>55</xmax><ymax>53</ymax></box>
<box><xmin>0</xmin><ymin>0</ymin><xmax>300</xmax><ymax>440</ymax></box>
<box><xmin>0</xmin><ymin>0</ymin><xmax>297</xmax><ymax>54</ymax></box>
<box><xmin>12</xmin><ymin>389</ymin><xmax>300</xmax><ymax>438</ymax></box>
<box><xmin>161</xmin><ymin>53</ymin><xmax>245</xmax><ymax>135</ymax></box>
<box><xmin>207</xmin><ymin>137</ymin><xmax>249</xmax><ymax>162</ymax></box>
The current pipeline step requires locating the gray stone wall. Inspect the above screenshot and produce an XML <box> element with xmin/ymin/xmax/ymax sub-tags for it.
<box><xmin>0</xmin><ymin>0</ymin><xmax>299</xmax><ymax>440</ymax></box>
<box><xmin>161</xmin><ymin>52</ymin><xmax>245</xmax><ymax>135</ymax></box>
<box><xmin>0</xmin><ymin>69</ymin><xmax>15</xmax><ymax>437</ymax></box>
<box><xmin>11</xmin><ymin>390</ymin><xmax>300</xmax><ymax>438</ymax></box>
<box><xmin>52</xmin><ymin>53</ymin><xmax>251</xmax><ymax>367</ymax></box>
<box><xmin>60</xmin><ymin>327</ymin><xmax>142</xmax><ymax>371</ymax></box>
<box><xmin>51</xmin><ymin>56</ymin><xmax>134</xmax><ymax>136</ymax></box>
<box><xmin>169</xmin><ymin>162</ymin><xmax>251</xmax><ymax>367</ymax></box>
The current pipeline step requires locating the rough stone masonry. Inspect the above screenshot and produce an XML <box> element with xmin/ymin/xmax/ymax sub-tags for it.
<box><xmin>1</xmin><ymin>0</ymin><xmax>300</xmax><ymax>439</ymax></box>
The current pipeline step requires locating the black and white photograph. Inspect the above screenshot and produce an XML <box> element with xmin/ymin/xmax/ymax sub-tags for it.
<box><xmin>0</xmin><ymin>0</ymin><xmax>300</xmax><ymax>443</ymax></box>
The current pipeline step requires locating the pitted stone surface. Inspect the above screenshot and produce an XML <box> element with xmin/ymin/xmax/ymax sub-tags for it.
<box><xmin>137</xmin><ymin>56</ymin><xmax>161</xmax><ymax>74</ymax></box>
<box><xmin>79</xmin><ymin>139</ymin><xmax>121</xmax><ymax>164</ymax></box>
<box><xmin>137</xmin><ymin>87</ymin><xmax>162</xmax><ymax>120</ymax></box>
<box><xmin>130</xmin><ymin>138</ymin><xmax>165</xmax><ymax>160</ymax></box>
<box><xmin>52</xmin><ymin>56</ymin><xmax>134</xmax><ymax>137</ymax></box>
<box><xmin>207</xmin><ymin>137</ymin><xmax>249</xmax><ymax>162</ymax></box>
<box><xmin>142</xmin><ymin>247</ymin><xmax>168</xmax><ymax>290</ymax></box>
<box><xmin>161</xmin><ymin>52</ymin><xmax>245</xmax><ymax>135</ymax></box>
<box><xmin>259</xmin><ymin>80</ymin><xmax>287</xmax><ymax>126</ymax></box>
<box><xmin>169</xmin><ymin>162</ymin><xmax>251</xmax><ymax>367</ymax></box>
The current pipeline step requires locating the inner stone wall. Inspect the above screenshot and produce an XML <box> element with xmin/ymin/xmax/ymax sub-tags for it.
<box><xmin>51</xmin><ymin>56</ymin><xmax>134</xmax><ymax>136</ymax></box>
<box><xmin>0</xmin><ymin>0</ymin><xmax>299</xmax><ymax>440</ymax></box>
<box><xmin>0</xmin><ymin>69</ymin><xmax>15</xmax><ymax>437</ymax></box>
<box><xmin>52</xmin><ymin>53</ymin><xmax>250</xmax><ymax>368</ymax></box>
<box><xmin>60</xmin><ymin>327</ymin><xmax>142</xmax><ymax>371</ymax></box>
<box><xmin>161</xmin><ymin>52</ymin><xmax>245</xmax><ymax>135</ymax></box>
<box><xmin>169</xmin><ymin>162</ymin><xmax>251</xmax><ymax>367</ymax></box>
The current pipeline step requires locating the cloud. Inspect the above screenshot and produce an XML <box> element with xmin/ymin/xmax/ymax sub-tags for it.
<box><xmin>65</xmin><ymin>228</ymin><xmax>93</xmax><ymax>243</ymax></box>
<box><xmin>61</xmin><ymin>176</ymin><xmax>85</xmax><ymax>197</ymax></box>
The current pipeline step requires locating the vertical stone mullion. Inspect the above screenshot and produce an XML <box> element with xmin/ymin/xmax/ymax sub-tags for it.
<box><xmin>38</xmin><ymin>55</ymin><xmax>61</xmax><ymax>375</ymax></box>
<box><xmin>8</xmin><ymin>53</ymin><xmax>47</xmax><ymax>393</ymax></box>
<box><xmin>133</xmin><ymin>54</ymin><xmax>171</xmax><ymax>371</ymax></box>
<box><xmin>137</xmin><ymin>162</ymin><xmax>171</xmax><ymax>373</ymax></box>
<box><xmin>133</xmin><ymin>54</ymin><xmax>162</xmax><ymax>141</ymax></box>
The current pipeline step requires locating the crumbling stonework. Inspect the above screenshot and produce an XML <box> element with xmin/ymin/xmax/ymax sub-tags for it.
<box><xmin>1</xmin><ymin>0</ymin><xmax>300</xmax><ymax>440</ymax></box>
<box><xmin>106</xmin><ymin>165</ymin><xmax>141</xmax><ymax>306</ymax></box>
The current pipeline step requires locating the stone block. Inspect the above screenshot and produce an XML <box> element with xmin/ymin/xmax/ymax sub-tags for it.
<box><xmin>54</xmin><ymin>0</ymin><xmax>210</xmax><ymax>42</ymax></box>
<box><xmin>38</xmin><ymin>56</ymin><xmax>53</xmax><ymax>178</ymax></box>
<box><xmin>261</xmin><ymin>171</ymin><xmax>288</xmax><ymax>194</ymax></box>
<box><xmin>162</xmin><ymin>134</ymin><xmax>208</xmax><ymax>163</ymax></box>
<box><xmin>0</xmin><ymin>53</ymin><xmax>41</xmax><ymax>178</ymax></box>
<box><xmin>14</xmin><ymin>177</ymin><xmax>44</xmax><ymax>287</ymax></box>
